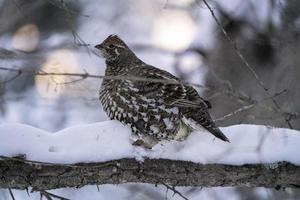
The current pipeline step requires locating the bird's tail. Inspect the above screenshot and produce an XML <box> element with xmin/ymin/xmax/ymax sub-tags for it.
<box><xmin>204</xmin><ymin>125</ymin><xmax>230</xmax><ymax>142</ymax></box>
<box><xmin>182</xmin><ymin>114</ymin><xmax>230</xmax><ymax>142</ymax></box>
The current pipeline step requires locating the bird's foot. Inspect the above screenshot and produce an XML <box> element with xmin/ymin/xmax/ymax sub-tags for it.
<box><xmin>132</xmin><ymin>139</ymin><xmax>153</xmax><ymax>149</ymax></box>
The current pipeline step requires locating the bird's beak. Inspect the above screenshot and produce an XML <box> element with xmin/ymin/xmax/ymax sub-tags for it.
<box><xmin>95</xmin><ymin>44</ymin><xmax>103</xmax><ymax>50</ymax></box>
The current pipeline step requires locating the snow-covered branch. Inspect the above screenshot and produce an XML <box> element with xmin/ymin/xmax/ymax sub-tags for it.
<box><xmin>1</xmin><ymin>156</ymin><xmax>299</xmax><ymax>191</ymax></box>
<box><xmin>1</xmin><ymin>121</ymin><xmax>300</xmax><ymax>192</ymax></box>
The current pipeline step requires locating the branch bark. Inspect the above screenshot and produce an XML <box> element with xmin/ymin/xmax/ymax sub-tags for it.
<box><xmin>0</xmin><ymin>157</ymin><xmax>299</xmax><ymax>191</ymax></box>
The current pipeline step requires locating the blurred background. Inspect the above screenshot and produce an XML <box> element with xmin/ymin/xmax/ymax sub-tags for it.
<box><xmin>0</xmin><ymin>0</ymin><xmax>299</xmax><ymax>199</ymax></box>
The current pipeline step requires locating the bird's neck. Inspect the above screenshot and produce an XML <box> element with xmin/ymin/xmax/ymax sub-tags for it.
<box><xmin>105</xmin><ymin>54</ymin><xmax>143</xmax><ymax>75</ymax></box>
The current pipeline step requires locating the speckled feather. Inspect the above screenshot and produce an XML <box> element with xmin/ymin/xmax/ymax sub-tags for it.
<box><xmin>96</xmin><ymin>35</ymin><xmax>229</xmax><ymax>145</ymax></box>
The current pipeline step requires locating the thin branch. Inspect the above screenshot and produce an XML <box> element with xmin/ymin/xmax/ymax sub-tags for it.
<box><xmin>8</xmin><ymin>188</ymin><xmax>15</xmax><ymax>200</ymax></box>
<box><xmin>11</xmin><ymin>0</ymin><xmax>26</xmax><ymax>18</ymax></box>
<box><xmin>214</xmin><ymin>104</ymin><xmax>255</xmax><ymax>122</ymax></box>
<box><xmin>46</xmin><ymin>0</ymin><xmax>89</xmax><ymax>18</ymax></box>
<box><xmin>201</xmin><ymin>0</ymin><xmax>293</xmax><ymax>129</ymax></box>
<box><xmin>0</xmin><ymin>66</ymin><xmax>252</xmax><ymax>104</ymax></box>
<box><xmin>161</xmin><ymin>183</ymin><xmax>189</xmax><ymax>200</ymax></box>
<box><xmin>0</xmin><ymin>69</ymin><xmax>22</xmax><ymax>85</ymax></box>
<box><xmin>55</xmin><ymin>76</ymin><xmax>88</xmax><ymax>85</ymax></box>
<box><xmin>1</xmin><ymin>66</ymin><xmax>299</xmax><ymax>121</ymax></box>
<box><xmin>71</xmin><ymin>30</ymin><xmax>97</xmax><ymax>58</ymax></box>
<box><xmin>0</xmin><ymin>66</ymin><xmax>208</xmax><ymax>90</ymax></box>
<box><xmin>201</xmin><ymin>0</ymin><xmax>268</xmax><ymax>93</ymax></box>
<box><xmin>0</xmin><ymin>155</ymin><xmax>83</xmax><ymax>168</ymax></box>
<box><xmin>214</xmin><ymin>89</ymin><xmax>288</xmax><ymax>122</ymax></box>
<box><xmin>40</xmin><ymin>190</ymin><xmax>70</xmax><ymax>200</ymax></box>
<box><xmin>0</xmin><ymin>66</ymin><xmax>184</xmax><ymax>86</ymax></box>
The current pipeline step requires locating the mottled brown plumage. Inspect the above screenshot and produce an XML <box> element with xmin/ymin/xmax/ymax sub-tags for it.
<box><xmin>95</xmin><ymin>35</ymin><xmax>229</xmax><ymax>147</ymax></box>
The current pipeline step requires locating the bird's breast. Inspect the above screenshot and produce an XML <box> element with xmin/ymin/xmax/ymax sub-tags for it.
<box><xmin>99</xmin><ymin>79</ymin><xmax>191</xmax><ymax>141</ymax></box>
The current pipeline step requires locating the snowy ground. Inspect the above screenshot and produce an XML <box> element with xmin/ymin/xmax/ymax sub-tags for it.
<box><xmin>1</xmin><ymin>120</ymin><xmax>299</xmax><ymax>165</ymax></box>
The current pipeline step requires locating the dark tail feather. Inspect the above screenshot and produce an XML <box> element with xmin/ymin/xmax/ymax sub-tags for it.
<box><xmin>206</xmin><ymin>126</ymin><xmax>230</xmax><ymax>142</ymax></box>
<box><xmin>183</xmin><ymin>110</ymin><xmax>230</xmax><ymax>142</ymax></box>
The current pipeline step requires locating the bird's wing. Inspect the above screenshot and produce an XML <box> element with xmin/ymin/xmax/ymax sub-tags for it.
<box><xmin>129</xmin><ymin>65</ymin><xmax>211</xmax><ymax>109</ymax></box>
<box><xmin>162</xmin><ymin>84</ymin><xmax>210</xmax><ymax>109</ymax></box>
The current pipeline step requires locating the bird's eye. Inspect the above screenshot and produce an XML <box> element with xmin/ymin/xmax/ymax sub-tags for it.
<box><xmin>108</xmin><ymin>44</ymin><xmax>115</xmax><ymax>49</ymax></box>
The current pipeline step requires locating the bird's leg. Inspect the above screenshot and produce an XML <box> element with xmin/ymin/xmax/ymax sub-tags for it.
<box><xmin>132</xmin><ymin>135</ymin><xmax>159</xmax><ymax>149</ymax></box>
<box><xmin>132</xmin><ymin>139</ymin><xmax>153</xmax><ymax>149</ymax></box>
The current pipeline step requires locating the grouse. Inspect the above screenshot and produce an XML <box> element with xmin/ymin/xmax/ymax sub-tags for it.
<box><xmin>95</xmin><ymin>35</ymin><xmax>229</xmax><ymax>147</ymax></box>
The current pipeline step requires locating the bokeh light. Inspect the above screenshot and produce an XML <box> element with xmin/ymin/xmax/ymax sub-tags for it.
<box><xmin>35</xmin><ymin>49</ymin><xmax>80</xmax><ymax>99</ymax></box>
<box><xmin>12</xmin><ymin>24</ymin><xmax>39</xmax><ymax>52</ymax></box>
<box><xmin>178</xmin><ymin>52</ymin><xmax>203</xmax><ymax>73</ymax></box>
<box><xmin>152</xmin><ymin>10</ymin><xmax>197</xmax><ymax>52</ymax></box>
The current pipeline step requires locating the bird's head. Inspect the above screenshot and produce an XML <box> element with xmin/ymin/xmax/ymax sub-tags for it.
<box><xmin>95</xmin><ymin>35</ymin><xmax>134</xmax><ymax>62</ymax></box>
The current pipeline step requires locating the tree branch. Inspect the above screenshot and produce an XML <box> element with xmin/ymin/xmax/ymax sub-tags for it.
<box><xmin>0</xmin><ymin>157</ymin><xmax>299</xmax><ymax>191</ymax></box>
<box><xmin>200</xmin><ymin>0</ymin><xmax>294</xmax><ymax>129</ymax></box>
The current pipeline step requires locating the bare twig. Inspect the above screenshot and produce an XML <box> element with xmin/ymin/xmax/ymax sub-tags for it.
<box><xmin>71</xmin><ymin>30</ymin><xmax>98</xmax><ymax>58</ymax></box>
<box><xmin>201</xmin><ymin>0</ymin><xmax>294</xmax><ymax>129</ymax></box>
<box><xmin>46</xmin><ymin>0</ymin><xmax>89</xmax><ymax>18</ymax></box>
<box><xmin>214</xmin><ymin>89</ymin><xmax>288</xmax><ymax>122</ymax></box>
<box><xmin>8</xmin><ymin>188</ymin><xmax>15</xmax><ymax>200</ymax></box>
<box><xmin>161</xmin><ymin>183</ymin><xmax>189</xmax><ymax>200</ymax></box>
<box><xmin>214</xmin><ymin>104</ymin><xmax>255</xmax><ymax>122</ymax></box>
<box><xmin>0</xmin><ymin>69</ymin><xmax>22</xmax><ymax>84</ymax></box>
<box><xmin>0</xmin><ymin>66</ymin><xmax>192</xmax><ymax>85</ymax></box>
<box><xmin>5</xmin><ymin>67</ymin><xmax>285</xmax><ymax>122</ymax></box>
<box><xmin>0</xmin><ymin>155</ymin><xmax>84</xmax><ymax>168</ymax></box>
<box><xmin>0</xmin><ymin>66</ymin><xmax>250</xmax><ymax>102</ymax></box>
<box><xmin>40</xmin><ymin>190</ymin><xmax>70</xmax><ymax>200</ymax></box>
<box><xmin>11</xmin><ymin>0</ymin><xmax>26</xmax><ymax>18</ymax></box>
<box><xmin>201</xmin><ymin>0</ymin><xmax>268</xmax><ymax>92</ymax></box>
<box><xmin>55</xmin><ymin>76</ymin><xmax>88</xmax><ymax>85</ymax></box>
<box><xmin>1</xmin><ymin>66</ymin><xmax>299</xmax><ymax>122</ymax></box>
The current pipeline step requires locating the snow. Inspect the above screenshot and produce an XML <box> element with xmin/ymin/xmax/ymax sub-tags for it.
<box><xmin>0</xmin><ymin>121</ymin><xmax>299</xmax><ymax>165</ymax></box>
